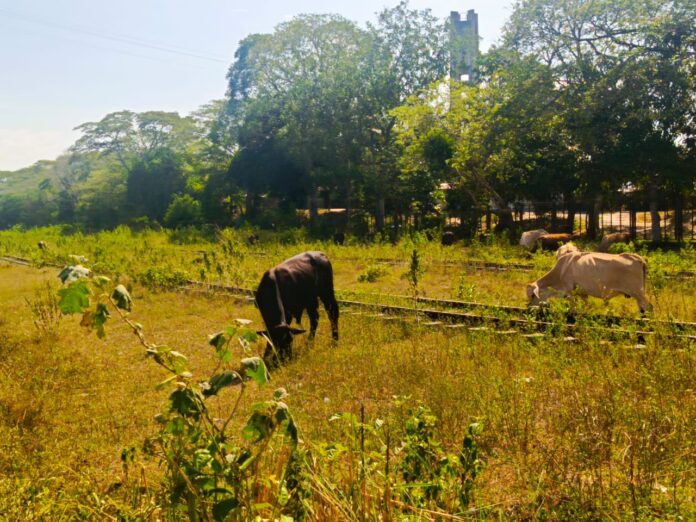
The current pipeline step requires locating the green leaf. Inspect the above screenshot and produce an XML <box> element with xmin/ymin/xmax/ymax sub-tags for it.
<box><xmin>242</xmin><ymin>411</ymin><xmax>273</xmax><ymax>442</ymax></box>
<box><xmin>169</xmin><ymin>351</ymin><xmax>189</xmax><ymax>375</ymax></box>
<box><xmin>208</xmin><ymin>331</ymin><xmax>229</xmax><ymax>350</ymax></box>
<box><xmin>240</xmin><ymin>330</ymin><xmax>258</xmax><ymax>343</ymax></box>
<box><xmin>93</xmin><ymin>275</ymin><xmax>111</xmax><ymax>289</ymax></box>
<box><xmin>241</xmin><ymin>357</ymin><xmax>268</xmax><ymax>388</ymax></box>
<box><xmin>202</xmin><ymin>371</ymin><xmax>242</xmax><ymax>397</ymax></box>
<box><xmin>212</xmin><ymin>497</ymin><xmax>239</xmax><ymax>521</ymax></box>
<box><xmin>156</xmin><ymin>375</ymin><xmax>178</xmax><ymax>390</ymax></box>
<box><xmin>94</xmin><ymin>303</ymin><xmax>110</xmax><ymax>338</ymax></box>
<box><xmin>58</xmin><ymin>265</ymin><xmax>90</xmax><ymax>284</ymax></box>
<box><xmin>58</xmin><ymin>281</ymin><xmax>90</xmax><ymax>314</ymax></box>
<box><xmin>169</xmin><ymin>388</ymin><xmax>200</xmax><ymax>418</ymax></box>
<box><xmin>111</xmin><ymin>284</ymin><xmax>133</xmax><ymax>311</ymax></box>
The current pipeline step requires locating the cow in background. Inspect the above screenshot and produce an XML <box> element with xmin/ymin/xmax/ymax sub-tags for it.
<box><xmin>527</xmin><ymin>242</ymin><xmax>651</xmax><ymax>313</ymax></box>
<box><xmin>538</xmin><ymin>233</ymin><xmax>576</xmax><ymax>251</ymax></box>
<box><xmin>519</xmin><ymin>229</ymin><xmax>549</xmax><ymax>251</ymax></box>
<box><xmin>441</xmin><ymin>231</ymin><xmax>455</xmax><ymax>246</ymax></box>
<box><xmin>255</xmin><ymin>251</ymin><xmax>339</xmax><ymax>365</ymax></box>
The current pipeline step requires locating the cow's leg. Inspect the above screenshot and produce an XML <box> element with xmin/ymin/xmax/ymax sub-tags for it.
<box><xmin>307</xmin><ymin>296</ymin><xmax>319</xmax><ymax>340</ymax></box>
<box><xmin>634</xmin><ymin>293</ymin><xmax>653</xmax><ymax>314</ymax></box>
<box><xmin>320</xmin><ymin>293</ymin><xmax>339</xmax><ymax>341</ymax></box>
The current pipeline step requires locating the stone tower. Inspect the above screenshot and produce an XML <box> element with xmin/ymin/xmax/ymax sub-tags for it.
<box><xmin>449</xmin><ymin>9</ymin><xmax>479</xmax><ymax>83</ymax></box>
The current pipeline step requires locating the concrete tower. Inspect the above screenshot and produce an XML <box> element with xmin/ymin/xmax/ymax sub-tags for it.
<box><xmin>449</xmin><ymin>9</ymin><xmax>479</xmax><ymax>83</ymax></box>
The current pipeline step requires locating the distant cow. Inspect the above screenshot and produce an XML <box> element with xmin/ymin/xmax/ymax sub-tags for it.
<box><xmin>255</xmin><ymin>251</ymin><xmax>339</xmax><ymax>364</ymax></box>
<box><xmin>441</xmin><ymin>231</ymin><xmax>455</xmax><ymax>246</ymax></box>
<box><xmin>527</xmin><ymin>243</ymin><xmax>651</xmax><ymax>313</ymax></box>
<box><xmin>519</xmin><ymin>229</ymin><xmax>549</xmax><ymax>251</ymax></box>
<box><xmin>597</xmin><ymin>232</ymin><xmax>631</xmax><ymax>253</ymax></box>
<box><xmin>538</xmin><ymin>233</ymin><xmax>575</xmax><ymax>251</ymax></box>
<box><xmin>37</xmin><ymin>241</ymin><xmax>47</xmax><ymax>250</ymax></box>
<box><xmin>247</xmin><ymin>233</ymin><xmax>259</xmax><ymax>246</ymax></box>
<box><xmin>333</xmin><ymin>232</ymin><xmax>345</xmax><ymax>245</ymax></box>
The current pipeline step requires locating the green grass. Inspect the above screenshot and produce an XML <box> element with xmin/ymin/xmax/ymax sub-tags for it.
<box><xmin>0</xmin><ymin>239</ymin><xmax>694</xmax><ymax>519</ymax></box>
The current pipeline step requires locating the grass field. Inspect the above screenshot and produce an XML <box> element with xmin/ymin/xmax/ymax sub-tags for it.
<box><xmin>0</xmin><ymin>228</ymin><xmax>695</xmax><ymax>520</ymax></box>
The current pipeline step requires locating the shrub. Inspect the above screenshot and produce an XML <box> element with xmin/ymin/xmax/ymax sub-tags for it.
<box><xmin>357</xmin><ymin>264</ymin><xmax>388</xmax><ymax>283</ymax></box>
<box><xmin>163</xmin><ymin>194</ymin><xmax>203</xmax><ymax>229</ymax></box>
<box><xmin>609</xmin><ymin>241</ymin><xmax>636</xmax><ymax>254</ymax></box>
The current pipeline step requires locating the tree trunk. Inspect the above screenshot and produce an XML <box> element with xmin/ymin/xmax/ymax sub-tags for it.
<box><xmin>245</xmin><ymin>190</ymin><xmax>255</xmax><ymax>218</ymax></box>
<box><xmin>494</xmin><ymin>208</ymin><xmax>514</xmax><ymax>232</ymax></box>
<box><xmin>309</xmin><ymin>190</ymin><xmax>319</xmax><ymax>221</ymax></box>
<box><xmin>629</xmin><ymin>205</ymin><xmax>637</xmax><ymax>241</ymax></box>
<box><xmin>587</xmin><ymin>196</ymin><xmax>601</xmax><ymax>240</ymax></box>
<box><xmin>344</xmin><ymin>181</ymin><xmax>352</xmax><ymax>233</ymax></box>
<box><xmin>566</xmin><ymin>199</ymin><xmax>576</xmax><ymax>234</ymax></box>
<box><xmin>376</xmin><ymin>197</ymin><xmax>385</xmax><ymax>232</ymax></box>
<box><xmin>649</xmin><ymin>183</ymin><xmax>662</xmax><ymax>243</ymax></box>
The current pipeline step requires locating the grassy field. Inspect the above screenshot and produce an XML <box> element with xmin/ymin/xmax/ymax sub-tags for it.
<box><xmin>0</xmin><ymin>228</ymin><xmax>695</xmax><ymax>520</ymax></box>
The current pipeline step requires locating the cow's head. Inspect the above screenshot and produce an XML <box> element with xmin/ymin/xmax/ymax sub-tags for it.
<box><xmin>556</xmin><ymin>242</ymin><xmax>578</xmax><ymax>259</ymax></box>
<box><xmin>526</xmin><ymin>283</ymin><xmax>541</xmax><ymax>305</ymax></box>
<box><xmin>258</xmin><ymin>324</ymin><xmax>307</xmax><ymax>364</ymax></box>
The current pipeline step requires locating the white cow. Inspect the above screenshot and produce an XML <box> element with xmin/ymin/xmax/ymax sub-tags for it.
<box><xmin>527</xmin><ymin>243</ymin><xmax>651</xmax><ymax>313</ymax></box>
<box><xmin>519</xmin><ymin>229</ymin><xmax>549</xmax><ymax>251</ymax></box>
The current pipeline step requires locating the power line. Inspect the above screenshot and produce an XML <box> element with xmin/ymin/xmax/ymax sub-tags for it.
<box><xmin>0</xmin><ymin>7</ymin><xmax>229</xmax><ymax>64</ymax></box>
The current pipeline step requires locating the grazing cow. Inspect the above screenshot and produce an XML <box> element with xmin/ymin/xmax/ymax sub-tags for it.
<box><xmin>247</xmin><ymin>233</ymin><xmax>259</xmax><ymax>246</ymax></box>
<box><xmin>519</xmin><ymin>229</ymin><xmax>549</xmax><ymax>251</ymax></box>
<box><xmin>526</xmin><ymin>244</ymin><xmax>651</xmax><ymax>313</ymax></box>
<box><xmin>597</xmin><ymin>232</ymin><xmax>631</xmax><ymax>253</ymax></box>
<box><xmin>255</xmin><ymin>251</ymin><xmax>339</xmax><ymax>364</ymax></box>
<box><xmin>441</xmin><ymin>231</ymin><xmax>455</xmax><ymax>246</ymax></box>
<box><xmin>37</xmin><ymin>241</ymin><xmax>47</xmax><ymax>250</ymax></box>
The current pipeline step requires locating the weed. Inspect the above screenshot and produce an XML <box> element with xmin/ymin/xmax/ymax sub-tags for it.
<box><xmin>357</xmin><ymin>264</ymin><xmax>388</xmax><ymax>283</ymax></box>
<box><xmin>24</xmin><ymin>281</ymin><xmax>62</xmax><ymax>340</ymax></box>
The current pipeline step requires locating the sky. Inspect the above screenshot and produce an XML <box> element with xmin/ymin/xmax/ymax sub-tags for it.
<box><xmin>0</xmin><ymin>0</ymin><xmax>513</xmax><ymax>171</ymax></box>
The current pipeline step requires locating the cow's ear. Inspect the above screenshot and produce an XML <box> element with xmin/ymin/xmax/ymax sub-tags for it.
<box><xmin>289</xmin><ymin>327</ymin><xmax>307</xmax><ymax>335</ymax></box>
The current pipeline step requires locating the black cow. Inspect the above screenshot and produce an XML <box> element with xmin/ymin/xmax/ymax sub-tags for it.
<box><xmin>255</xmin><ymin>251</ymin><xmax>339</xmax><ymax>364</ymax></box>
<box><xmin>441</xmin><ymin>231</ymin><xmax>455</xmax><ymax>246</ymax></box>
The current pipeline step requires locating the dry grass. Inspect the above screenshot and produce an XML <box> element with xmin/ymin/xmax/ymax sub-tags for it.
<box><xmin>1</xmin><ymin>259</ymin><xmax>694</xmax><ymax>519</ymax></box>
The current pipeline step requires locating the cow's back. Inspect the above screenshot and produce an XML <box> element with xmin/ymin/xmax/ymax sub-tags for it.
<box><xmin>570</xmin><ymin>252</ymin><xmax>646</xmax><ymax>294</ymax></box>
<box><xmin>273</xmin><ymin>252</ymin><xmax>333</xmax><ymax>314</ymax></box>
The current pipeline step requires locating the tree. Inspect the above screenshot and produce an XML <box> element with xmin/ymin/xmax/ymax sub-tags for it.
<box><xmin>225</xmin><ymin>15</ymin><xmax>369</xmax><ymax>221</ymax></box>
<box><xmin>503</xmin><ymin>0</ymin><xmax>696</xmax><ymax>238</ymax></box>
<box><xmin>361</xmin><ymin>1</ymin><xmax>449</xmax><ymax>229</ymax></box>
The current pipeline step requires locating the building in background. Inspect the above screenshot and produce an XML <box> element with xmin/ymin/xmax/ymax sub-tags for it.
<box><xmin>449</xmin><ymin>9</ymin><xmax>479</xmax><ymax>83</ymax></box>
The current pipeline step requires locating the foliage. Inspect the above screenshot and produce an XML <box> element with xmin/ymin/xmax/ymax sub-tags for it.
<box><xmin>164</xmin><ymin>194</ymin><xmax>204</xmax><ymax>229</ymax></box>
<box><xmin>56</xmin><ymin>264</ymin><xmax>303</xmax><ymax>520</ymax></box>
<box><xmin>396</xmin><ymin>403</ymin><xmax>485</xmax><ymax>510</ymax></box>
<box><xmin>357</xmin><ymin>264</ymin><xmax>388</xmax><ymax>283</ymax></box>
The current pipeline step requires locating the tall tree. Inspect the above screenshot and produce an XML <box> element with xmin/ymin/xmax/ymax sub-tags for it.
<box><xmin>504</xmin><ymin>0</ymin><xmax>696</xmax><ymax>238</ymax></box>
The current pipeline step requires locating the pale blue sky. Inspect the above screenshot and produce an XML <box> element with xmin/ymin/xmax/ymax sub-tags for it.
<box><xmin>0</xmin><ymin>1</ymin><xmax>513</xmax><ymax>170</ymax></box>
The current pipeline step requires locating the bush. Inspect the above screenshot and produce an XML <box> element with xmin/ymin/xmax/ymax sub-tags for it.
<box><xmin>357</xmin><ymin>264</ymin><xmax>388</xmax><ymax>283</ymax></box>
<box><xmin>163</xmin><ymin>195</ymin><xmax>203</xmax><ymax>229</ymax></box>
<box><xmin>609</xmin><ymin>241</ymin><xmax>636</xmax><ymax>254</ymax></box>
